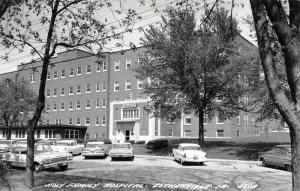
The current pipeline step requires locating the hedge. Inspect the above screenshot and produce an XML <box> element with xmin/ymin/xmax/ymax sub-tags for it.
<box><xmin>146</xmin><ymin>138</ymin><xmax>199</xmax><ymax>150</ymax></box>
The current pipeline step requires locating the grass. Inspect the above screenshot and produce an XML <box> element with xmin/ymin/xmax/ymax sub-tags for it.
<box><xmin>133</xmin><ymin>135</ymin><xmax>290</xmax><ymax>161</ymax></box>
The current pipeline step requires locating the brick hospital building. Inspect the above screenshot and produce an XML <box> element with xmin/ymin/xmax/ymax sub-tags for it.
<box><xmin>0</xmin><ymin>35</ymin><xmax>261</xmax><ymax>142</ymax></box>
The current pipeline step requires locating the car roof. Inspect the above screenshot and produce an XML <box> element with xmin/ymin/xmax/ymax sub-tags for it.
<box><xmin>179</xmin><ymin>143</ymin><xmax>200</xmax><ymax>147</ymax></box>
<box><xmin>87</xmin><ymin>142</ymin><xmax>104</xmax><ymax>144</ymax></box>
<box><xmin>274</xmin><ymin>144</ymin><xmax>291</xmax><ymax>150</ymax></box>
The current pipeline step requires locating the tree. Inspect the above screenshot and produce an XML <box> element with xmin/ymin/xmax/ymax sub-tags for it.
<box><xmin>0</xmin><ymin>0</ymin><xmax>22</xmax><ymax>19</ymax></box>
<box><xmin>249</xmin><ymin>0</ymin><xmax>300</xmax><ymax>190</ymax></box>
<box><xmin>0</xmin><ymin>78</ymin><xmax>36</xmax><ymax>140</ymax></box>
<box><xmin>0</xmin><ymin>0</ymin><xmax>139</xmax><ymax>187</ymax></box>
<box><xmin>135</xmin><ymin>6</ymin><xmax>251</xmax><ymax>146</ymax></box>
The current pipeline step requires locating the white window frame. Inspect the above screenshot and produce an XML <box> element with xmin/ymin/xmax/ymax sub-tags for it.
<box><xmin>237</xmin><ymin>115</ymin><xmax>241</xmax><ymax>125</ymax></box>
<box><xmin>86</xmin><ymin>100</ymin><xmax>91</xmax><ymax>109</ymax></box>
<box><xmin>103</xmin><ymin>61</ymin><xmax>107</xmax><ymax>71</ymax></box>
<box><xmin>216</xmin><ymin>129</ymin><xmax>224</xmax><ymax>137</ymax></box>
<box><xmin>69</xmin><ymin>101</ymin><xmax>73</xmax><ymax>110</ymax></box>
<box><xmin>96</xmin><ymin>82</ymin><xmax>100</xmax><ymax>92</ymax></box>
<box><xmin>86</xmin><ymin>64</ymin><xmax>91</xmax><ymax>74</ymax></box>
<box><xmin>53</xmin><ymin>70</ymin><xmax>58</xmax><ymax>79</ymax></box>
<box><xmin>61</xmin><ymin>69</ymin><xmax>66</xmax><ymax>78</ymax></box>
<box><xmin>244</xmin><ymin>115</ymin><xmax>249</xmax><ymax>125</ymax></box>
<box><xmin>76</xmin><ymin>118</ymin><xmax>81</xmax><ymax>126</ymax></box>
<box><xmin>69</xmin><ymin>67</ymin><xmax>74</xmax><ymax>77</ymax></box>
<box><xmin>114</xmin><ymin>82</ymin><xmax>120</xmax><ymax>92</ymax></box>
<box><xmin>137</xmin><ymin>79</ymin><xmax>143</xmax><ymax>89</ymax></box>
<box><xmin>47</xmin><ymin>72</ymin><xmax>51</xmax><ymax>80</ymax></box>
<box><xmin>216</xmin><ymin>113</ymin><xmax>225</xmax><ymax>124</ymax></box>
<box><xmin>29</xmin><ymin>74</ymin><xmax>35</xmax><ymax>83</ymax></box>
<box><xmin>46</xmin><ymin>89</ymin><xmax>51</xmax><ymax>97</ymax></box>
<box><xmin>86</xmin><ymin>83</ymin><xmax>91</xmax><ymax>93</ymax></box>
<box><xmin>96</xmin><ymin>99</ymin><xmax>100</xmax><ymax>108</ymax></box>
<box><xmin>60</xmin><ymin>102</ymin><xmax>65</xmax><ymax>111</ymax></box>
<box><xmin>53</xmin><ymin>103</ymin><xmax>57</xmax><ymax>111</ymax></box>
<box><xmin>85</xmin><ymin>117</ymin><xmax>90</xmax><ymax>126</ymax></box>
<box><xmin>101</xmin><ymin>99</ymin><xmax>106</xmax><ymax>108</ymax></box>
<box><xmin>125</xmin><ymin>81</ymin><xmax>131</xmax><ymax>91</ymax></box>
<box><xmin>76</xmin><ymin>101</ymin><xmax>81</xmax><ymax>110</ymax></box>
<box><xmin>184</xmin><ymin>114</ymin><xmax>192</xmax><ymax>125</ymax></box>
<box><xmin>68</xmin><ymin>118</ymin><xmax>73</xmax><ymax>125</ymax></box>
<box><xmin>61</xmin><ymin>87</ymin><xmax>65</xmax><ymax>96</ymax></box>
<box><xmin>76</xmin><ymin>85</ymin><xmax>81</xmax><ymax>94</ymax></box>
<box><xmin>121</xmin><ymin>108</ymin><xmax>140</xmax><ymax>120</ymax></box>
<box><xmin>126</xmin><ymin>59</ymin><xmax>131</xmax><ymax>70</ymax></box>
<box><xmin>102</xmin><ymin>81</ymin><xmax>107</xmax><ymax>91</ymax></box>
<box><xmin>69</xmin><ymin>86</ymin><xmax>74</xmax><ymax>95</ymax></box>
<box><xmin>102</xmin><ymin>116</ymin><xmax>106</xmax><ymax>126</ymax></box>
<box><xmin>77</xmin><ymin>66</ymin><xmax>82</xmax><ymax>75</ymax></box>
<box><xmin>184</xmin><ymin>130</ymin><xmax>192</xmax><ymax>137</ymax></box>
<box><xmin>53</xmin><ymin>88</ymin><xmax>57</xmax><ymax>97</ymax></box>
<box><xmin>114</xmin><ymin>60</ymin><xmax>120</xmax><ymax>71</ymax></box>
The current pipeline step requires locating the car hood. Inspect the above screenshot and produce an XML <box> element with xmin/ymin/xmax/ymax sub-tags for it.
<box><xmin>36</xmin><ymin>151</ymin><xmax>72</xmax><ymax>158</ymax></box>
<box><xmin>83</xmin><ymin>147</ymin><xmax>105</xmax><ymax>151</ymax></box>
<box><xmin>109</xmin><ymin>148</ymin><xmax>132</xmax><ymax>153</ymax></box>
<box><xmin>183</xmin><ymin>150</ymin><xmax>206</xmax><ymax>156</ymax></box>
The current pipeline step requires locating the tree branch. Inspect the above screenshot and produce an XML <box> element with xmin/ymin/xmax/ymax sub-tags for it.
<box><xmin>56</xmin><ymin>0</ymin><xmax>82</xmax><ymax>15</ymax></box>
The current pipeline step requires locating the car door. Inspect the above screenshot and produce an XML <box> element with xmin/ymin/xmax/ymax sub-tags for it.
<box><xmin>264</xmin><ymin>148</ymin><xmax>278</xmax><ymax>166</ymax></box>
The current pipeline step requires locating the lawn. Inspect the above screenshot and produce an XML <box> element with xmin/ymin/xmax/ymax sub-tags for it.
<box><xmin>133</xmin><ymin>134</ymin><xmax>290</xmax><ymax>161</ymax></box>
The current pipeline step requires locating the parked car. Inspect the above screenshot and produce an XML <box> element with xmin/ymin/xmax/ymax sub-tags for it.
<box><xmin>259</xmin><ymin>144</ymin><xmax>292</xmax><ymax>171</ymax></box>
<box><xmin>82</xmin><ymin>142</ymin><xmax>108</xmax><ymax>159</ymax></box>
<box><xmin>0</xmin><ymin>140</ymin><xmax>17</xmax><ymax>153</ymax></box>
<box><xmin>51</xmin><ymin>140</ymin><xmax>83</xmax><ymax>155</ymax></box>
<box><xmin>109</xmin><ymin>142</ymin><xmax>134</xmax><ymax>161</ymax></box>
<box><xmin>37</xmin><ymin>139</ymin><xmax>56</xmax><ymax>145</ymax></box>
<box><xmin>1</xmin><ymin>142</ymin><xmax>72</xmax><ymax>171</ymax></box>
<box><xmin>173</xmin><ymin>143</ymin><xmax>207</xmax><ymax>165</ymax></box>
<box><xmin>14</xmin><ymin>140</ymin><xmax>28</xmax><ymax>147</ymax></box>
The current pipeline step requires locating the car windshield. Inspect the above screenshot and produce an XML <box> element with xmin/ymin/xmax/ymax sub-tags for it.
<box><xmin>55</xmin><ymin>142</ymin><xmax>70</xmax><ymax>146</ymax></box>
<box><xmin>86</xmin><ymin>143</ymin><xmax>104</xmax><ymax>148</ymax></box>
<box><xmin>113</xmin><ymin>144</ymin><xmax>130</xmax><ymax>149</ymax></box>
<box><xmin>182</xmin><ymin>146</ymin><xmax>201</xmax><ymax>151</ymax></box>
<box><xmin>35</xmin><ymin>144</ymin><xmax>53</xmax><ymax>153</ymax></box>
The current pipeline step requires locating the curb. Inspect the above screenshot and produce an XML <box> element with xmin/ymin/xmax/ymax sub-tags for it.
<box><xmin>135</xmin><ymin>155</ymin><xmax>261</xmax><ymax>165</ymax></box>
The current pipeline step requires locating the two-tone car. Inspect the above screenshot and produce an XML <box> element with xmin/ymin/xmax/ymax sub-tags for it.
<box><xmin>259</xmin><ymin>144</ymin><xmax>292</xmax><ymax>171</ymax></box>
<box><xmin>1</xmin><ymin>142</ymin><xmax>73</xmax><ymax>171</ymax></box>
<box><xmin>109</xmin><ymin>142</ymin><xmax>134</xmax><ymax>161</ymax></box>
<box><xmin>51</xmin><ymin>140</ymin><xmax>83</xmax><ymax>155</ymax></box>
<box><xmin>173</xmin><ymin>143</ymin><xmax>207</xmax><ymax>165</ymax></box>
<box><xmin>82</xmin><ymin>142</ymin><xmax>108</xmax><ymax>159</ymax></box>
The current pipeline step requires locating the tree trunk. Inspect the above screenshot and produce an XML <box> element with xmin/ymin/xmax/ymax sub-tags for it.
<box><xmin>26</xmin><ymin>120</ymin><xmax>35</xmax><ymax>188</ymax></box>
<box><xmin>6</xmin><ymin>129</ymin><xmax>11</xmax><ymax>140</ymax></box>
<box><xmin>198</xmin><ymin>108</ymin><xmax>204</xmax><ymax>147</ymax></box>
<box><xmin>290</xmin><ymin>128</ymin><xmax>300</xmax><ymax>190</ymax></box>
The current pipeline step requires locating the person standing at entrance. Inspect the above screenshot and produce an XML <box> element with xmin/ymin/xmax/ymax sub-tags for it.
<box><xmin>115</xmin><ymin>129</ymin><xmax>125</xmax><ymax>143</ymax></box>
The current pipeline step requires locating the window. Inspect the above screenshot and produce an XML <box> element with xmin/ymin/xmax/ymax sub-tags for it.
<box><xmin>53</xmin><ymin>103</ymin><xmax>57</xmax><ymax>111</ymax></box>
<box><xmin>168</xmin><ymin>130</ymin><xmax>174</xmax><ymax>137</ymax></box>
<box><xmin>244</xmin><ymin>115</ymin><xmax>249</xmax><ymax>125</ymax></box>
<box><xmin>76</xmin><ymin>101</ymin><xmax>81</xmax><ymax>110</ymax></box>
<box><xmin>216</xmin><ymin>113</ymin><xmax>225</xmax><ymax>124</ymax></box>
<box><xmin>103</xmin><ymin>61</ymin><xmax>107</xmax><ymax>71</ymax></box>
<box><xmin>2</xmin><ymin>130</ymin><xmax>8</xmax><ymax>138</ymax></box>
<box><xmin>47</xmin><ymin>72</ymin><xmax>51</xmax><ymax>80</ymax></box>
<box><xmin>85</xmin><ymin>117</ymin><xmax>90</xmax><ymax>125</ymax></box>
<box><xmin>184</xmin><ymin>130</ymin><xmax>192</xmax><ymax>137</ymax></box>
<box><xmin>96</xmin><ymin>82</ymin><xmax>100</xmax><ymax>92</ymax></box>
<box><xmin>53</xmin><ymin>70</ymin><xmax>58</xmax><ymax>79</ymax></box>
<box><xmin>122</xmin><ymin>108</ymin><xmax>139</xmax><ymax>119</ymax></box>
<box><xmin>69</xmin><ymin>101</ymin><xmax>73</xmax><ymax>110</ymax></box>
<box><xmin>237</xmin><ymin>115</ymin><xmax>241</xmax><ymax>125</ymax></box>
<box><xmin>204</xmin><ymin>129</ymin><xmax>207</xmax><ymax>137</ymax></box>
<box><xmin>76</xmin><ymin>118</ymin><xmax>81</xmax><ymax>125</ymax></box>
<box><xmin>102</xmin><ymin>116</ymin><xmax>106</xmax><ymax>126</ymax></box>
<box><xmin>86</xmin><ymin>65</ymin><xmax>91</xmax><ymax>74</ymax></box>
<box><xmin>68</xmin><ymin>118</ymin><xmax>73</xmax><ymax>125</ymax></box>
<box><xmin>36</xmin><ymin>130</ymin><xmax>40</xmax><ymax>139</ymax></box>
<box><xmin>55</xmin><ymin>119</ymin><xmax>62</xmax><ymax>125</ymax></box>
<box><xmin>53</xmin><ymin>88</ymin><xmax>57</xmax><ymax>97</ymax></box>
<box><xmin>95</xmin><ymin>117</ymin><xmax>99</xmax><ymax>126</ymax></box>
<box><xmin>101</xmin><ymin>99</ymin><xmax>106</xmax><ymax>108</ymax></box>
<box><xmin>114</xmin><ymin>60</ymin><xmax>120</xmax><ymax>71</ymax></box>
<box><xmin>236</xmin><ymin>130</ymin><xmax>240</xmax><ymax>137</ymax></box>
<box><xmin>29</xmin><ymin>74</ymin><xmax>35</xmax><ymax>83</ymax></box>
<box><xmin>114</xmin><ymin>82</ymin><xmax>120</xmax><ymax>92</ymax></box>
<box><xmin>61</xmin><ymin>88</ymin><xmax>65</xmax><ymax>96</ymax></box>
<box><xmin>60</xmin><ymin>102</ymin><xmax>65</xmax><ymax>111</ymax></box>
<box><xmin>46</xmin><ymin>103</ymin><xmax>50</xmax><ymax>111</ymax></box>
<box><xmin>61</xmin><ymin>69</ymin><xmax>65</xmax><ymax>78</ymax></box>
<box><xmin>76</xmin><ymin>85</ymin><xmax>81</xmax><ymax>94</ymax></box>
<box><xmin>216</xmin><ymin>129</ymin><xmax>224</xmax><ymax>137</ymax></box>
<box><xmin>45</xmin><ymin>130</ymin><xmax>56</xmax><ymax>138</ymax></box>
<box><xmin>184</xmin><ymin>114</ymin><xmax>192</xmax><ymax>125</ymax></box>
<box><xmin>86</xmin><ymin>100</ymin><xmax>91</xmax><ymax>109</ymax></box>
<box><xmin>46</xmin><ymin>89</ymin><xmax>51</xmax><ymax>97</ymax></box>
<box><xmin>77</xmin><ymin>66</ymin><xmax>82</xmax><ymax>75</ymax></box>
<box><xmin>97</xmin><ymin>61</ymin><xmax>101</xmax><ymax>72</ymax></box>
<box><xmin>16</xmin><ymin>130</ymin><xmax>25</xmax><ymax>138</ymax></box>
<box><xmin>125</xmin><ymin>81</ymin><xmax>131</xmax><ymax>90</ymax></box>
<box><xmin>86</xmin><ymin>84</ymin><xmax>91</xmax><ymax>93</ymax></box>
<box><xmin>65</xmin><ymin>129</ymin><xmax>79</xmax><ymax>139</ymax></box>
<box><xmin>69</xmin><ymin>86</ymin><xmax>74</xmax><ymax>95</ymax></box>
<box><xmin>96</xmin><ymin>99</ymin><xmax>100</xmax><ymax>108</ymax></box>
<box><xmin>95</xmin><ymin>133</ymin><xmax>98</xmax><ymax>139</ymax></box>
<box><xmin>137</xmin><ymin>57</ymin><xmax>142</xmax><ymax>65</ymax></box>
<box><xmin>126</xmin><ymin>59</ymin><xmax>131</xmax><ymax>70</ymax></box>
<box><xmin>102</xmin><ymin>81</ymin><xmax>107</xmax><ymax>91</ymax></box>
<box><xmin>137</xmin><ymin>79</ymin><xmax>143</xmax><ymax>89</ymax></box>
<box><xmin>69</xmin><ymin>67</ymin><xmax>74</xmax><ymax>76</ymax></box>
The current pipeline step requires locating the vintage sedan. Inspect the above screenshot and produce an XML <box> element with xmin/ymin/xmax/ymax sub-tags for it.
<box><xmin>82</xmin><ymin>142</ymin><xmax>108</xmax><ymax>159</ymax></box>
<box><xmin>51</xmin><ymin>140</ymin><xmax>83</xmax><ymax>155</ymax></box>
<box><xmin>0</xmin><ymin>140</ymin><xmax>17</xmax><ymax>153</ymax></box>
<box><xmin>173</xmin><ymin>143</ymin><xmax>207</xmax><ymax>165</ymax></box>
<box><xmin>109</xmin><ymin>142</ymin><xmax>134</xmax><ymax>161</ymax></box>
<box><xmin>1</xmin><ymin>143</ymin><xmax>72</xmax><ymax>171</ymax></box>
<box><xmin>259</xmin><ymin>144</ymin><xmax>292</xmax><ymax>171</ymax></box>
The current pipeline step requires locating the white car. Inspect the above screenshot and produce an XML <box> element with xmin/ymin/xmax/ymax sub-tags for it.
<box><xmin>173</xmin><ymin>143</ymin><xmax>207</xmax><ymax>165</ymax></box>
<box><xmin>82</xmin><ymin>142</ymin><xmax>108</xmax><ymax>159</ymax></box>
<box><xmin>1</xmin><ymin>143</ymin><xmax>72</xmax><ymax>171</ymax></box>
<box><xmin>109</xmin><ymin>142</ymin><xmax>134</xmax><ymax>161</ymax></box>
<box><xmin>51</xmin><ymin>140</ymin><xmax>83</xmax><ymax>155</ymax></box>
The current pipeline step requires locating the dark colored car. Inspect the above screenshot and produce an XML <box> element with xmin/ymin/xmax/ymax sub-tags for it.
<box><xmin>259</xmin><ymin>144</ymin><xmax>292</xmax><ymax>171</ymax></box>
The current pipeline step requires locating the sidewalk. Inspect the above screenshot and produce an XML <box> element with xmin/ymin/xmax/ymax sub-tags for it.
<box><xmin>135</xmin><ymin>155</ymin><xmax>261</xmax><ymax>165</ymax></box>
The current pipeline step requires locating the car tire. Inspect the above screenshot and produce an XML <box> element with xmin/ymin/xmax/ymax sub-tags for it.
<box><xmin>199</xmin><ymin>162</ymin><xmax>204</xmax><ymax>166</ymax></box>
<box><xmin>59</xmin><ymin>164</ymin><xmax>68</xmax><ymax>171</ymax></box>
<box><xmin>84</xmin><ymin>156</ymin><xmax>88</xmax><ymax>159</ymax></box>
<box><xmin>261</xmin><ymin>158</ymin><xmax>267</xmax><ymax>167</ymax></box>
<box><xmin>285</xmin><ymin>164</ymin><xmax>292</xmax><ymax>172</ymax></box>
<box><xmin>111</xmin><ymin>157</ymin><xmax>114</xmax><ymax>161</ymax></box>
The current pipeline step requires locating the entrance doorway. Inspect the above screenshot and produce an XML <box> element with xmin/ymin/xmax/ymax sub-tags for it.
<box><xmin>125</xmin><ymin>129</ymin><xmax>130</xmax><ymax>141</ymax></box>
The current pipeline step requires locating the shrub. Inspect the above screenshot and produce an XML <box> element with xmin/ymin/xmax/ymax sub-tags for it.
<box><xmin>146</xmin><ymin>138</ymin><xmax>169</xmax><ymax>150</ymax></box>
<box><xmin>135</xmin><ymin>140</ymin><xmax>146</xmax><ymax>144</ymax></box>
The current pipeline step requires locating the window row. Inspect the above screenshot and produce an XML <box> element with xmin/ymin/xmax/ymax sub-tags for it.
<box><xmin>114</xmin><ymin>80</ymin><xmax>143</xmax><ymax>92</ymax></box>
<box><xmin>46</xmin><ymin>82</ymin><xmax>107</xmax><ymax>97</ymax></box>
<box><xmin>46</xmin><ymin>99</ymin><xmax>106</xmax><ymax>111</ymax></box>
<box><xmin>51</xmin><ymin>116</ymin><xmax>106</xmax><ymax>126</ymax></box>
<box><xmin>114</xmin><ymin>58</ymin><xmax>134</xmax><ymax>71</ymax></box>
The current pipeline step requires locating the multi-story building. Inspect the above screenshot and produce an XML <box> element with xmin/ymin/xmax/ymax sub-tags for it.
<box><xmin>0</xmin><ymin>34</ymin><xmax>261</xmax><ymax>142</ymax></box>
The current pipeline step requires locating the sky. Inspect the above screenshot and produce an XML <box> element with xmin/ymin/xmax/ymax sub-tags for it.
<box><xmin>0</xmin><ymin>0</ymin><xmax>255</xmax><ymax>74</ymax></box>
